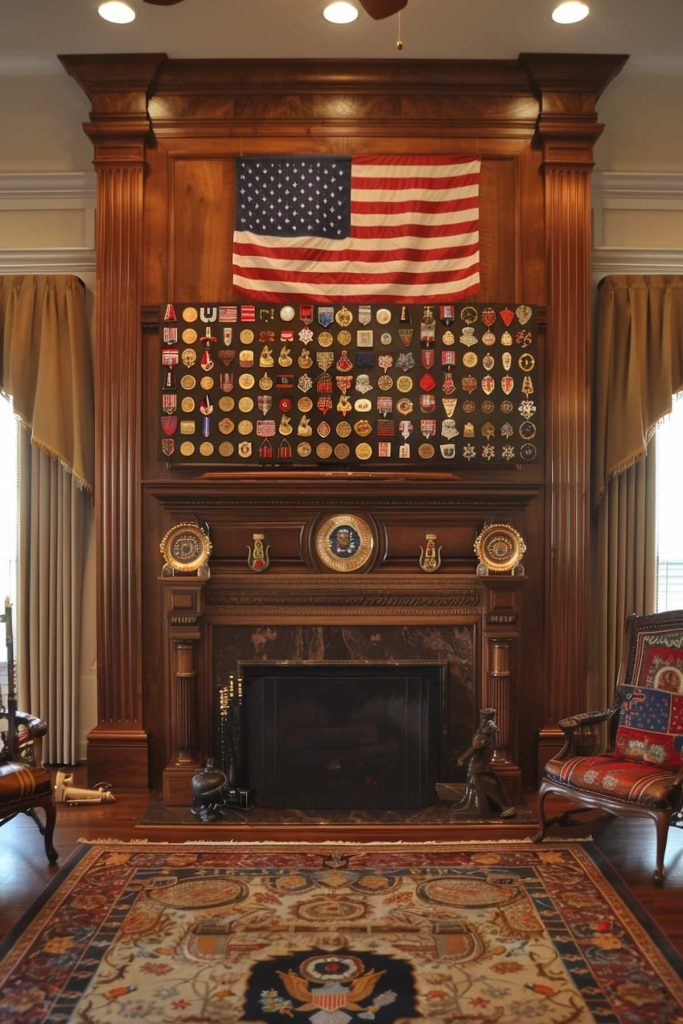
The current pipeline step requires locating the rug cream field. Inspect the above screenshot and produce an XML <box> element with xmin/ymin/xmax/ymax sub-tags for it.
<box><xmin>0</xmin><ymin>840</ymin><xmax>681</xmax><ymax>1023</ymax></box>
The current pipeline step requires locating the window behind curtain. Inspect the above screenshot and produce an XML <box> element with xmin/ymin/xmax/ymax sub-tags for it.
<box><xmin>0</xmin><ymin>394</ymin><xmax>19</xmax><ymax>704</ymax></box>
<box><xmin>655</xmin><ymin>391</ymin><xmax>683</xmax><ymax>611</ymax></box>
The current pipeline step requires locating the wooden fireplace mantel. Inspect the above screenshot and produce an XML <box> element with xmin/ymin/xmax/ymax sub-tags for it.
<box><xmin>59</xmin><ymin>51</ymin><xmax>628</xmax><ymax>792</ymax></box>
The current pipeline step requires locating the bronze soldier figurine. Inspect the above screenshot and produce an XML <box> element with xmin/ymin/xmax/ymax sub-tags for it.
<box><xmin>454</xmin><ymin>708</ymin><xmax>516</xmax><ymax>818</ymax></box>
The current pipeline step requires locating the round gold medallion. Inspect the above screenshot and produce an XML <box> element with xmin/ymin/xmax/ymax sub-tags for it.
<box><xmin>238</xmin><ymin>396</ymin><xmax>254</xmax><ymax>413</ymax></box>
<box><xmin>396</xmin><ymin>376</ymin><xmax>413</xmax><ymax>393</ymax></box>
<box><xmin>181</xmin><ymin>307</ymin><xmax>198</xmax><ymax>323</ymax></box>
<box><xmin>218</xmin><ymin>441</ymin><xmax>235</xmax><ymax>457</ymax></box>
<box><xmin>337</xmin><ymin>329</ymin><xmax>352</xmax><ymax>346</ymax></box>
<box><xmin>238</xmin><ymin>373</ymin><xmax>255</xmax><ymax>390</ymax></box>
<box><xmin>218</xmin><ymin>418</ymin><xmax>235</xmax><ymax>435</ymax></box>
<box><xmin>180</xmin><ymin>374</ymin><xmax>196</xmax><ymax>390</ymax></box>
<box><xmin>334</xmin><ymin>443</ymin><xmax>351</xmax><ymax>460</ymax></box>
<box><xmin>462</xmin><ymin>351</ymin><xmax>478</xmax><ymax>368</ymax></box>
<box><xmin>316</xmin><ymin>442</ymin><xmax>333</xmax><ymax>460</ymax></box>
<box><xmin>238</xmin><ymin>420</ymin><xmax>253</xmax><ymax>435</ymax></box>
<box><xmin>418</xmin><ymin>443</ymin><xmax>435</xmax><ymax>459</ymax></box>
<box><xmin>160</xmin><ymin>522</ymin><xmax>212</xmax><ymax>573</ymax></box>
<box><xmin>355</xmin><ymin>442</ymin><xmax>373</xmax><ymax>461</ymax></box>
<box><xmin>181</xmin><ymin>396</ymin><xmax>196</xmax><ymax>413</ymax></box>
<box><xmin>318</xmin><ymin>331</ymin><xmax>333</xmax><ymax>348</ymax></box>
<box><xmin>474</xmin><ymin>523</ymin><xmax>526</xmax><ymax>574</ymax></box>
<box><xmin>182</xmin><ymin>328</ymin><xmax>198</xmax><ymax>344</ymax></box>
<box><xmin>259</xmin><ymin>373</ymin><xmax>273</xmax><ymax>391</ymax></box>
<box><xmin>314</xmin><ymin>512</ymin><xmax>374</xmax><ymax>573</ymax></box>
<box><xmin>298</xmin><ymin>396</ymin><xmax>313</xmax><ymax>413</ymax></box>
<box><xmin>336</xmin><ymin>420</ymin><xmax>352</xmax><ymax>438</ymax></box>
<box><xmin>200</xmin><ymin>375</ymin><xmax>214</xmax><ymax>390</ymax></box>
<box><xmin>218</xmin><ymin>396</ymin><xmax>235</xmax><ymax>412</ymax></box>
<box><xmin>240</xmin><ymin>329</ymin><xmax>254</xmax><ymax>345</ymax></box>
<box><xmin>297</xmin><ymin>441</ymin><xmax>312</xmax><ymax>458</ymax></box>
<box><xmin>199</xmin><ymin>441</ymin><xmax>214</xmax><ymax>457</ymax></box>
<box><xmin>179</xmin><ymin>441</ymin><xmax>195</xmax><ymax>457</ymax></box>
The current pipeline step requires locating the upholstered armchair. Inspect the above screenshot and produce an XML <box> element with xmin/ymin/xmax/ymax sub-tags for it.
<box><xmin>0</xmin><ymin>599</ymin><xmax>58</xmax><ymax>862</ymax></box>
<box><xmin>535</xmin><ymin>609</ymin><xmax>683</xmax><ymax>883</ymax></box>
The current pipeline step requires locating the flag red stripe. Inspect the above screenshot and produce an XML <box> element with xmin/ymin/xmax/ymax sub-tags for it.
<box><xmin>232</xmin><ymin>240</ymin><xmax>480</xmax><ymax>264</ymax></box>
<box><xmin>352</xmin><ymin>172</ymin><xmax>480</xmax><ymax>191</ymax></box>
<box><xmin>232</xmin><ymin>262</ymin><xmax>479</xmax><ymax>287</ymax></box>
<box><xmin>351</xmin><ymin>221</ymin><xmax>479</xmax><ymax>239</ymax></box>
<box><xmin>352</xmin><ymin>154</ymin><xmax>477</xmax><ymax>167</ymax></box>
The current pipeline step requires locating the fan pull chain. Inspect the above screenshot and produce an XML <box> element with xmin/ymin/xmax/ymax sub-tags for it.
<box><xmin>396</xmin><ymin>10</ymin><xmax>404</xmax><ymax>49</ymax></box>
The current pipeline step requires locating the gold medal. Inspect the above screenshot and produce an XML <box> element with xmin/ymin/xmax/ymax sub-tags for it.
<box><xmin>200</xmin><ymin>375</ymin><xmax>214</xmax><ymax>390</ymax></box>
<box><xmin>336</xmin><ymin>420</ymin><xmax>352</xmax><ymax>438</ymax></box>
<box><xmin>297</xmin><ymin>441</ymin><xmax>312</xmax><ymax>458</ymax></box>
<box><xmin>179</xmin><ymin>420</ymin><xmax>195</xmax><ymax>435</ymax></box>
<box><xmin>418</xmin><ymin>443</ymin><xmax>435</xmax><ymax>459</ymax></box>
<box><xmin>396</xmin><ymin>375</ymin><xmax>413</xmax><ymax>393</ymax></box>
<box><xmin>378</xmin><ymin>374</ymin><xmax>394</xmax><ymax>391</ymax></box>
<box><xmin>335</xmin><ymin>443</ymin><xmax>351</xmax><ymax>460</ymax></box>
<box><xmin>518</xmin><ymin>352</ymin><xmax>535</xmax><ymax>372</ymax></box>
<box><xmin>238</xmin><ymin>396</ymin><xmax>254</xmax><ymax>413</ymax></box>
<box><xmin>316</xmin><ymin>442</ymin><xmax>333</xmax><ymax>459</ymax></box>
<box><xmin>318</xmin><ymin>331</ymin><xmax>333</xmax><ymax>348</ymax></box>
<box><xmin>181</xmin><ymin>307</ymin><xmax>198</xmax><ymax>323</ymax></box>
<box><xmin>335</xmin><ymin>306</ymin><xmax>353</xmax><ymax>327</ymax></box>
<box><xmin>181</xmin><ymin>396</ymin><xmax>195</xmax><ymax>413</ymax></box>
<box><xmin>218</xmin><ymin>395</ymin><xmax>235</xmax><ymax>412</ymax></box>
<box><xmin>218</xmin><ymin>441</ymin><xmax>234</xmax><ymax>457</ymax></box>
<box><xmin>337</xmin><ymin>329</ymin><xmax>352</xmax><ymax>346</ymax></box>
<box><xmin>199</xmin><ymin>441</ymin><xmax>214</xmax><ymax>457</ymax></box>
<box><xmin>180</xmin><ymin>374</ymin><xmax>196</xmax><ymax>390</ymax></box>
<box><xmin>238</xmin><ymin>373</ymin><xmax>255</xmax><ymax>389</ymax></box>
<box><xmin>298</xmin><ymin>396</ymin><xmax>313</xmax><ymax>413</ymax></box>
<box><xmin>462</xmin><ymin>351</ymin><xmax>478</xmax><ymax>368</ymax></box>
<box><xmin>355</xmin><ymin>442</ymin><xmax>373</xmax><ymax>460</ymax></box>
<box><xmin>240</xmin><ymin>329</ymin><xmax>254</xmax><ymax>344</ymax></box>
<box><xmin>218</xmin><ymin>418</ymin><xmax>235</xmax><ymax>435</ymax></box>
<box><xmin>238</xmin><ymin>420</ymin><xmax>254</xmax><ymax>435</ymax></box>
<box><xmin>182</xmin><ymin>328</ymin><xmax>197</xmax><ymax>344</ymax></box>
<box><xmin>179</xmin><ymin>441</ymin><xmax>195</xmax><ymax>456</ymax></box>
<box><xmin>259</xmin><ymin>373</ymin><xmax>273</xmax><ymax>391</ymax></box>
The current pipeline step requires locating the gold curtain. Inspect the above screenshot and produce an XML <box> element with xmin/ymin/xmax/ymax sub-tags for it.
<box><xmin>0</xmin><ymin>275</ymin><xmax>94</xmax><ymax>492</ymax></box>
<box><xmin>591</xmin><ymin>275</ymin><xmax>683</xmax><ymax>707</ymax></box>
<box><xmin>0</xmin><ymin>275</ymin><xmax>94</xmax><ymax>764</ymax></box>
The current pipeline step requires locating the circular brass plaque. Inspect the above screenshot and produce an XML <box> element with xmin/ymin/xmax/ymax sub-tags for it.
<box><xmin>314</xmin><ymin>513</ymin><xmax>374</xmax><ymax>573</ymax></box>
<box><xmin>160</xmin><ymin>522</ymin><xmax>212</xmax><ymax>573</ymax></box>
<box><xmin>474</xmin><ymin>523</ymin><xmax>526</xmax><ymax>573</ymax></box>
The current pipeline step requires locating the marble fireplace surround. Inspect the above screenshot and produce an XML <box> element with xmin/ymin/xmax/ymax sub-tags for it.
<box><xmin>160</xmin><ymin>573</ymin><xmax>523</xmax><ymax>809</ymax></box>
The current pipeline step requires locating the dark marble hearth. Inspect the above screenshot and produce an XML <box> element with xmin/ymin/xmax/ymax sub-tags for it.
<box><xmin>142</xmin><ymin>797</ymin><xmax>536</xmax><ymax>827</ymax></box>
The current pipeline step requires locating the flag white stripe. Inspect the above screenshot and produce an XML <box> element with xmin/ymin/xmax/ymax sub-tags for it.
<box><xmin>352</xmin><ymin>185</ymin><xmax>479</xmax><ymax>203</ymax></box>
<box><xmin>232</xmin><ymin>271</ymin><xmax>481</xmax><ymax>300</ymax></box>
<box><xmin>351</xmin><ymin>209</ymin><xmax>478</xmax><ymax>228</ymax></box>
<box><xmin>352</xmin><ymin>161</ymin><xmax>480</xmax><ymax>180</ymax></box>
<box><xmin>232</xmin><ymin>252</ymin><xmax>480</xmax><ymax>274</ymax></box>
<box><xmin>234</xmin><ymin>230</ymin><xmax>479</xmax><ymax>254</ymax></box>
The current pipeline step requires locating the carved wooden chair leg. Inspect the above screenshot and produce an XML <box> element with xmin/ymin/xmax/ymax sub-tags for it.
<box><xmin>653</xmin><ymin>811</ymin><xmax>670</xmax><ymax>886</ymax></box>
<box><xmin>41</xmin><ymin>798</ymin><xmax>58</xmax><ymax>863</ymax></box>
<box><xmin>533</xmin><ymin>784</ymin><xmax>551</xmax><ymax>843</ymax></box>
<box><xmin>24</xmin><ymin>807</ymin><xmax>47</xmax><ymax>835</ymax></box>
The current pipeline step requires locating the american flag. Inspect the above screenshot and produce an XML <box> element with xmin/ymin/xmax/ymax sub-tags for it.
<box><xmin>232</xmin><ymin>154</ymin><xmax>480</xmax><ymax>304</ymax></box>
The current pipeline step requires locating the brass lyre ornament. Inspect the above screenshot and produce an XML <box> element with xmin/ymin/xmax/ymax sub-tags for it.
<box><xmin>247</xmin><ymin>532</ymin><xmax>270</xmax><ymax>572</ymax></box>
<box><xmin>419</xmin><ymin>532</ymin><xmax>442</xmax><ymax>573</ymax></box>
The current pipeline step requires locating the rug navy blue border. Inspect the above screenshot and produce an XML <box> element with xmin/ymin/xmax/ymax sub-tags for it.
<box><xmin>0</xmin><ymin>843</ymin><xmax>89</xmax><ymax>960</ymax></box>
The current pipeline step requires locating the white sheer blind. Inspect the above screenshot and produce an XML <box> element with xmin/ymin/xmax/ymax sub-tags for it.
<box><xmin>0</xmin><ymin>394</ymin><xmax>18</xmax><ymax>698</ymax></box>
<box><xmin>655</xmin><ymin>390</ymin><xmax>683</xmax><ymax>611</ymax></box>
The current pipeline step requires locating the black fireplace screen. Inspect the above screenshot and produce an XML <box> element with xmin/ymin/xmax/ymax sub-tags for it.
<box><xmin>244</xmin><ymin>665</ymin><xmax>440</xmax><ymax>809</ymax></box>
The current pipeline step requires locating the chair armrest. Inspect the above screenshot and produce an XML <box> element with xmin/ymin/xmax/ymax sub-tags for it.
<box><xmin>555</xmin><ymin>700</ymin><xmax>620</xmax><ymax>760</ymax></box>
<box><xmin>14</xmin><ymin>711</ymin><xmax>48</xmax><ymax>740</ymax></box>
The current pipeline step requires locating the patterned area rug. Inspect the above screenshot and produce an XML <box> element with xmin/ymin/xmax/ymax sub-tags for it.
<box><xmin>1</xmin><ymin>841</ymin><xmax>681</xmax><ymax>1023</ymax></box>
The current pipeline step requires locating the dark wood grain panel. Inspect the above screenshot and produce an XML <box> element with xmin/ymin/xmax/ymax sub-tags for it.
<box><xmin>169</xmin><ymin>156</ymin><xmax>234</xmax><ymax>299</ymax></box>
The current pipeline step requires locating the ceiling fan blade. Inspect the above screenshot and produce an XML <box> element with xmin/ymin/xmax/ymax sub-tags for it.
<box><xmin>358</xmin><ymin>0</ymin><xmax>408</xmax><ymax>19</ymax></box>
<box><xmin>142</xmin><ymin>0</ymin><xmax>188</xmax><ymax>6</ymax></box>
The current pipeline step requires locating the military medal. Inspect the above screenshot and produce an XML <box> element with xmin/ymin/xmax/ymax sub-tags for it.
<box><xmin>358</xmin><ymin>305</ymin><xmax>372</xmax><ymax>325</ymax></box>
<box><xmin>218</xmin><ymin>306</ymin><xmax>238</xmax><ymax>322</ymax></box>
<box><xmin>298</xmin><ymin>326</ymin><xmax>314</xmax><ymax>346</ymax></box>
<box><xmin>460</xmin><ymin>327</ymin><xmax>477</xmax><ymax>347</ymax></box>
<box><xmin>518</xmin><ymin>352</ymin><xmax>535</xmax><ymax>372</ymax></box>
<box><xmin>500</xmin><ymin>307</ymin><xmax>515</xmax><ymax>327</ymax></box>
<box><xmin>161</xmin><ymin>415</ymin><xmax>177</xmax><ymax>436</ymax></box>
<box><xmin>163</xmin><ymin>326</ymin><xmax>177</xmax><ymax>345</ymax></box>
<box><xmin>318</xmin><ymin>331</ymin><xmax>333</xmax><ymax>348</ymax></box>
<box><xmin>501</xmin><ymin>375</ymin><xmax>514</xmax><ymax>395</ymax></box>
<box><xmin>441</xmin><ymin>419</ymin><xmax>458</xmax><ymax>439</ymax></box>
<box><xmin>421</xmin><ymin>349</ymin><xmax>435</xmax><ymax>369</ymax></box>
<box><xmin>461</xmin><ymin>375</ymin><xmax>478</xmax><ymax>394</ymax></box>
<box><xmin>199</xmin><ymin>306</ymin><xmax>218</xmax><ymax>323</ymax></box>
<box><xmin>299</xmin><ymin>304</ymin><xmax>313</xmax><ymax>324</ymax></box>
<box><xmin>398</xmin><ymin>329</ymin><xmax>413</xmax><ymax>347</ymax></box>
<box><xmin>164</xmin><ymin>304</ymin><xmax>177</xmax><ymax>322</ymax></box>
<box><xmin>440</xmin><ymin>304</ymin><xmax>455</xmax><ymax>325</ymax></box>
<box><xmin>481</xmin><ymin>307</ymin><xmax>496</xmax><ymax>327</ymax></box>
<box><xmin>481</xmin><ymin>375</ymin><xmax>495</xmax><ymax>395</ymax></box>
<box><xmin>442</xmin><ymin>372</ymin><xmax>456</xmax><ymax>395</ymax></box>
<box><xmin>181</xmin><ymin>306</ymin><xmax>198</xmax><ymax>323</ymax></box>
<box><xmin>460</xmin><ymin>306</ymin><xmax>478</xmax><ymax>325</ymax></box>
<box><xmin>419</xmin><ymin>394</ymin><xmax>436</xmax><ymax>413</ymax></box>
<box><xmin>335</xmin><ymin>306</ymin><xmax>353</xmax><ymax>327</ymax></box>
<box><xmin>318</xmin><ymin>306</ymin><xmax>334</xmax><ymax>327</ymax></box>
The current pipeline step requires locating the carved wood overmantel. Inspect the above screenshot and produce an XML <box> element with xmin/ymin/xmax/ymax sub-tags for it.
<box><xmin>59</xmin><ymin>53</ymin><xmax>627</xmax><ymax>792</ymax></box>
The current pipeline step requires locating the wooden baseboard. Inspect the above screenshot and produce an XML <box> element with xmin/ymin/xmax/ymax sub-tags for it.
<box><xmin>86</xmin><ymin>727</ymin><xmax>149</xmax><ymax>790</ymax></box>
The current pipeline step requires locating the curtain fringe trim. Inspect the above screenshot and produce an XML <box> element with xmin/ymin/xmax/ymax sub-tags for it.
<box><xmin>8</xmin><ymin>406</ymin><xmax>93</xmax><ymax>496</ymax></box>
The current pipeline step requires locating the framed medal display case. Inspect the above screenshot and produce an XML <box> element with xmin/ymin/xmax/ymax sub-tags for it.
<box><xmin>159</xmin><ymin>301</ymin><xmax>540</xmax><ymax>469</ymax></box>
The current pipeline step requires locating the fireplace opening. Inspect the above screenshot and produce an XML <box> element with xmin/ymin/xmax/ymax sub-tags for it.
<box><xmin>243</xmin><ymin>664</ymin><xmax>442</xmax><ymax>810</ymax></box>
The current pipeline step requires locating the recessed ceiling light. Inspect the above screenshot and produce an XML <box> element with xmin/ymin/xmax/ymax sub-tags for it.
<box><xmin>552</xmin><ymin>1</ymin><xmax>589</xmax><ymax>24</ymax></box>
<box><xmin>323</xmin><ymin>2</ymin><xmax>359</xmax><ymax>25</ymax></box>
<box><xmin>98</xmin><ymin>1</ymin><xmax>136</xmax><ymax>24</ymax></box>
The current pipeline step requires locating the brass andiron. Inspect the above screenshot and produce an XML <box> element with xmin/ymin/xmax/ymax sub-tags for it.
<box><xmin>54</xmin><ymin>771</ymin><xmax>116</xmax><ymax>805</ymax></box>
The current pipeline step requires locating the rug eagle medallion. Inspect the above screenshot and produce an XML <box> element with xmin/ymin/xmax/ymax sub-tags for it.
<box><xmin>0</xmin><ymin>841</ymin><xmax>681</xmax><ymax>1023</ymax></box>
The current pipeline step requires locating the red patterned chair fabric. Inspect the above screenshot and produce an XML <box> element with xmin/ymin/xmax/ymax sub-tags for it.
<box><xmin>535</xmin><ymin>609</ymin><xmax>683</xmax><ymax>884</ymax></box>
<box><xmin>1</xmin><ymin>601</ymin><xmax>58</xmax><ymax>862</ymax></box>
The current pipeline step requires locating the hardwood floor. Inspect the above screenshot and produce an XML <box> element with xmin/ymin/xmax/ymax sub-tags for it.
<box><xmin>1</xmin><ymin>788</ymin><xmax>682</xmax><ymax>958</ymax></box>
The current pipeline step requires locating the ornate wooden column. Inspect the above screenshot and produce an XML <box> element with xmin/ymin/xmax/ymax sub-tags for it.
<box><xmin>522</xmin><ymin>55</ymin><xmax>627</xmax><ymax>770</ymax></box>
<box><xmin>161</xmin><ymin>577</ymin><xmax>206</xmax><ymax>804</ymax></box>
<box><xmin>60</xmin><ymin>55</ymin><xmax>166</xmax><ymax>787</ymax></box>
<box><xmin>482</xmin><ymin>577</ymin><xmax>524</xmax><ymax>802</ymax></box>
